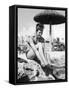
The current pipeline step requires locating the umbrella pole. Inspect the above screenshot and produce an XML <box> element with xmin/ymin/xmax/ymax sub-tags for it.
<box><xmin>50</xmin><ymin>24</ymin><xmax>51</xmax><ymax>36</ymax></box>
<box><xmin>49</xmin><ymin>24</ymin><xmax>52</xmax><ymax>51</ymax></box>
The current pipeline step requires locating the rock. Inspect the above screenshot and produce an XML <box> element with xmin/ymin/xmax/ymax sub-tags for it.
<box><xmin>18</xmin><ymin>58</ymin><xmax>55</xmax><ymax>81</ymax></box>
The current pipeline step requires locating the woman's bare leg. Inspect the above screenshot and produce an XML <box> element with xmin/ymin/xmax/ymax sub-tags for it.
<box><xmin>37</xmin><ymin>43</ymin><xmax>49</xmax><ymax>66</ymax></box>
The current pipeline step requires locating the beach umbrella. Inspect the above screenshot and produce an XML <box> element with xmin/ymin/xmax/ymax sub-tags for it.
<box><xmin>34</xmin><ymin>10</ymin><xmax>65</xmax><ymax>50</ymax></box>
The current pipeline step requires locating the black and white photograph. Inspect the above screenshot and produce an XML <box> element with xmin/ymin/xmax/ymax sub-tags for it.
<box><xmin>17</xmin><ymin>6</ymin><xmax>67</xmax><ymax>83</ymax></box>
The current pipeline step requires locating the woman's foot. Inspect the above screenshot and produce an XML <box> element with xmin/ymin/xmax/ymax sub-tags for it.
<box><xmin>42</xmin><ymin>64</ymin><xmax>53</xmax><ymax>76</ymax></box>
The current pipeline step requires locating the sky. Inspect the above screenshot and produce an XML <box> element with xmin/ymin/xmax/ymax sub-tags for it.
<box><xmin>18</xmin><ymin>8</ymin><xmax>65</xmax><ymax>43</ymax></box>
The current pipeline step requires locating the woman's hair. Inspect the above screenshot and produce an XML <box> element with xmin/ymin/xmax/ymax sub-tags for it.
<box><xmin>36</xmin><ymin>23</ymin><xmax>44</xmax><ymax>32</ymax></box>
